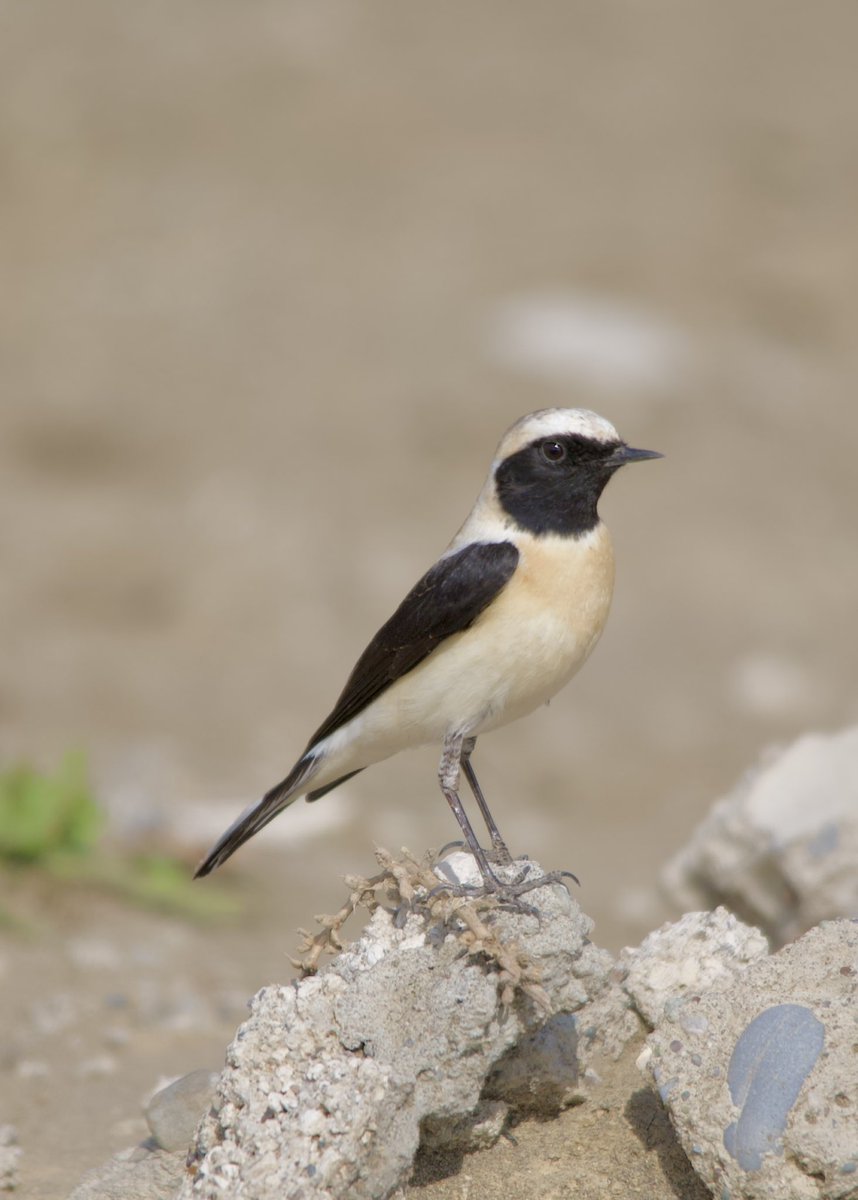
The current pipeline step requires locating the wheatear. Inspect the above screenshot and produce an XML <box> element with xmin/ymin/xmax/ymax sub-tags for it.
<box><xmin>195</xmin><ymin>409</ymin><xmax>661</xmax><ymax>896</ymax></box>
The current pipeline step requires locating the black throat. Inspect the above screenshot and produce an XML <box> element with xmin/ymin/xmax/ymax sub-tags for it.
<box><xmin>494</xmin><ymin>434</ymin><xmax>622</xmax><ymax>537</ymax></box>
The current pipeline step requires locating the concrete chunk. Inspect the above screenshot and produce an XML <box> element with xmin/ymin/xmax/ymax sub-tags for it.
<box><xmin>640</xmin><ymin>920</ymin><xmax>858</xmax><ymax>1199</ymax></box>
<box><xmin>180</xmin><ymin>858</ymin><xmax>616</xmax><ymax>1200</ymax></box>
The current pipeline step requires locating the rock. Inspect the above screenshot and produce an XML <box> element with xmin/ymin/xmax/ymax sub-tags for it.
<box><xmin>619</xmin><ymin>907</ymin><xmax>769</xmax><ymax>1027</ymax></box>
<box><xmin>65</xmin><ymin>1071</ymin><xmax>211</xmax><ymax>1200</ymax></box>
<box><xmin>663</xmin><ymin>727</ymin><xmax>858</xmax><ymax>946</ymax></box>
<box><xmin>432</xmin><ymin>848</ymin><xmax>483</xmax><ymax>888</ymax></box>
<box><xmin>179</xmin><ymin>856</ymin><xmax>618</xmax><ymax>1200</ymax></box>
<box><xmin>75</xmin><ymin>831</ymin><xmax>856</xmax><ymax>1200</ymax></box>
<box><xmin>484</xmin><ymin>1011</ymin><xmax>584</xmax><ymax>1113</ymax></box>
<box><xmin>485</xmin><ymin>978</ymin><xmax>643</xmax><ymax>1114</ymax></box>
<box><xmin>420</xmin><ymin>1099</ymin><xmax>509</xmax><ymax>1154</ymax></box>
<box><xmin>144</xmin><ymin>1069</ymin><xmax>220</xmax><ymax>1153</ymax></box>
<box><xmin>639</xmin><ymin>919</ymin><xmax>858</xmax><ymax>1199</ymax></box>
<box><xmin>13</xmin><ymin>1060</ymin><xmax>50</xmax><ymax>1080</ymax></box>
<box><xmin>0</xmin><ymin>1126</ymin><xmax>21</xmax><ymax>1193</ymax></box>
<box><xmin>77</xmin><ymin>1054</ymin><xmax>118</xmax><ymax>1079</ymax></box>
<box><xmin>66</xmin><ymin>1145</ymin><xmax>185</xmax><ymax>1200</ymax></box>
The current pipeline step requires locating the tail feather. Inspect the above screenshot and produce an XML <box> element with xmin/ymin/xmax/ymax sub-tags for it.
<box><xmin>306</xmin><ymin>767</ymin><xmax>365</xmax><ymax>802</ymax></box>
<box><xmin>194</xmin><ymin>753</ymin><xmax>321</xmax><ymax>878</ymax></box>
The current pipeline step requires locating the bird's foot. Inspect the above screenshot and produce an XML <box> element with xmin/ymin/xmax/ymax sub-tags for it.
<box><xmin>427</xmin><ymin>877</ymin><xmax>539</xmax><ymax>918</ymax></box>
<box><xmin>430</xmin><ymin>856</ymin><xmax>578</xmax><ymax>917</ymax></box>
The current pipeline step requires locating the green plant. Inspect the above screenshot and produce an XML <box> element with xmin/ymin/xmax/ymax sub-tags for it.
<box><xmin>0</xmin><ymin>753</ymin><xmax>240</xmax><ymax>920</ymax></box>
<box><xmin>0</xmin><ymin>750</ymin><xmax>102</xmax><ymax>862</ymax></box>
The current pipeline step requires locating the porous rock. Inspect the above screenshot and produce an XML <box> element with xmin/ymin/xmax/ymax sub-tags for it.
<box><xmin>180</xmin><ymin>860</ymin><xmax>615</xmax><ymax>1200</ymax></box>
<box><xmin>619</xmin><ymin>906</ymin><xmax>769</xmax><ymax>1027</ymax></box>
<box><xmin>639</xmin><ymin>919</ymin><xmax>858</xmax><ymax>1199</ymax></box>
<box><xmin>663</xmin><ymin>727</ymin><xmax>858</xmax><ymax>946</ymax></box>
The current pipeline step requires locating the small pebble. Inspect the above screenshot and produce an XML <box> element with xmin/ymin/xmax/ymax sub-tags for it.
<box><xmin>31</xmin><ymin>992</ymin><xmax>78</xmax><ymax>1036</ymax></box>
<box><xmin>77</xmin><ymin>1054</ymin><xmax>118</xmax><ymax>1078</ymax></box>
<box><xmin>66</xmin><ymin>936</ymin><xmax>122</xmax><ymax>971</ymax></box>
<box><xmin>102</xmin><ymin>1024</ymin><xmax>131</xmax><ymax>1048</ymax></box>
<box><xmin>15</xmin><ymin>1059</ymin><xmax>51</xmax><ymax>1080</ymax></box>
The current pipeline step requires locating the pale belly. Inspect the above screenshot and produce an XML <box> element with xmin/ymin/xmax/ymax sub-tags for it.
<box><xmin>317</xmin><ymin>524</ymin><xmax>615</xmax><ymax>776</ymax></box>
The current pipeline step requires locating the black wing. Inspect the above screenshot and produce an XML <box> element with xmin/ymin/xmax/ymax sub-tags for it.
<box><xmin>306</xmin><ymin>540</ymin><xmax>519</xmax><ymax>749</ymax></box>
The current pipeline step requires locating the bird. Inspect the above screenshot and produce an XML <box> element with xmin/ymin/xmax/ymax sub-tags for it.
<box><xmin>194</xmin><ymin>408</ymin><xmax>661</xmax><ymax>896</ymax></box>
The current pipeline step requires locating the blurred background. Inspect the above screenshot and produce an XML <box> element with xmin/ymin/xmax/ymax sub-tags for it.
<box><xmin>4</xmin><ymin>0</ymin><xmax>858</xmax><ymax>937</ymax></box>
<box><xmin>2</xmin><ymin>3</ymin><xmax>858</xmax><ymax>1190</ymax></box>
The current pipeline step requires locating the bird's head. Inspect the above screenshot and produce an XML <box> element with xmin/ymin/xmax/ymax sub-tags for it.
<box><xmin>489</xmin><ymin>408</ymin><xmax>662</xmax><ymax>538</ymax></box>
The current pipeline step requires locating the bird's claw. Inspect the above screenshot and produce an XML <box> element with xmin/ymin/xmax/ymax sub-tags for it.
<box><xmin>426</xmin><ymin>862</ymin><xmax>576</xmax><ymax>918</ymax></box>
<box><xmin>426</xmin><ymin>877</ymin><xmax>539</xmax><ymax>918</ymax></box>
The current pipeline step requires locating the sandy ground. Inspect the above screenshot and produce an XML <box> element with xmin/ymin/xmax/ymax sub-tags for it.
<box><xmin>2</xmin><ymin>2</ymin><xmax>858</xmax><ymax>1195</ymax></box>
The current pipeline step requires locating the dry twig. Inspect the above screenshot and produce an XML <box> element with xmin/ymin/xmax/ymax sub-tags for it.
<box><xmin>290</xmin><ymin>846</ymin><xmax>552</xmax><ymax>1011</ymax></box>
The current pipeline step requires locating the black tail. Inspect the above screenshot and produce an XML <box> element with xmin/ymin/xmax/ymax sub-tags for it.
<box><xmin>193</xmin><ymin>754</ymin><xmax>320</xmax><ymax>878</ymax></box>
<box><xmin>306</xmin><ymin>767</ymin><xmax>364</xmax><ymax>802</ymax></box>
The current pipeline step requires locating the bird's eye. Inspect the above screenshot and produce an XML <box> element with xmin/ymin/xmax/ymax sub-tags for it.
<box><xmin>541</xmin><ymin>440</ymin><xmax>566</xmax><ymax>463</ymax></box>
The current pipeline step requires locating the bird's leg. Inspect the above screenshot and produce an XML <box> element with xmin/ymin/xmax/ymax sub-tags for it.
<box><xmin>436</xmin><ymin>732</ymin><xmax>577</xmax><ymax>907</ymax></box>
<box><xmin>460</xmin><ymin>737</ymin><xmax>513</xmax><ymax>866</ymax></box>
<box><xmin>437</xmin><ymin>732</ymin><xmax>503</xmax><ymax>888</ymax></box>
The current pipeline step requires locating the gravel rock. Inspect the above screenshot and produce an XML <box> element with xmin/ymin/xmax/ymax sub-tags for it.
<box><xmin>67</xmin><ymin>1145</ymin><xmax>185</xmax><ymax>1200</ymax></box>
<box><xmin>144</xmin><ymin>1069</ymin><xmax>220</xmax><ymax>1153</ymax></box>
<box><xmin>639</xmin><ymin>919</ymin><xmax>858</xmax><ymax>1199</ymax></box>
<box><xmin>663</xmin><ymin>727</ymin><xmax>858</xmax><ymax>946</ymax></box>
<box><xmin>180</xmin><ymin>859</ymin><xmax>616</xmax><ymax>1200</ymax></box>
<box><xmin>68</xmin><ymin>828</ymin><xmax>857</xmax><ymax>1200</ymax></box>
<box><xmin>619</xmin><ymin>906</ymin><xmax>769</xmax><ymax>1027</ymax></box>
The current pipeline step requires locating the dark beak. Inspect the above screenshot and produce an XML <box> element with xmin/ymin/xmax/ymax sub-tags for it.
<box><xmin>609</xmin><ymin>444</ymin><xmax>663</xmax><ymax>466</ymax></box>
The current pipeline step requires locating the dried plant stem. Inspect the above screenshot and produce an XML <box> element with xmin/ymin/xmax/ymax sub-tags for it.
<box><xmin>291</xmin><ymin>847</ymin><xmax>552</xmax><ymax>1012</ymax></box>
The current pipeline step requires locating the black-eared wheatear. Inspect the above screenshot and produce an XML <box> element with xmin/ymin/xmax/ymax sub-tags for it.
<box><xmin>195</xmin><ymin>409</ymin><xmax>661</xmax><ymax>897</ymax></box>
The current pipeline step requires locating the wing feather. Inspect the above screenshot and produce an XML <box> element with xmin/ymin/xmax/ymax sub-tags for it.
<box><xmin>306</xmin><ymin>540</ymin><xmax>519</xmax><ymax>748</ymax></box>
